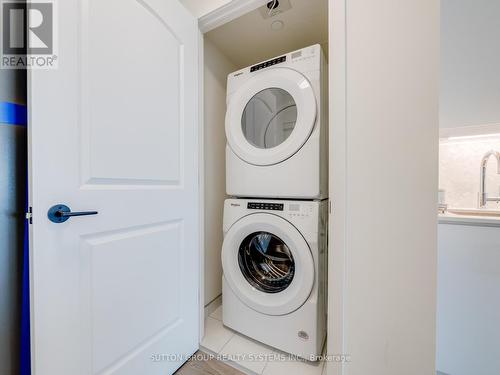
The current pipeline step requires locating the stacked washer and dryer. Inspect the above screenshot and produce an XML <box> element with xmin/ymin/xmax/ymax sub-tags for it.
<box><xmin>221</xmin><ymin>44</ymin><xmax>328</xmax><ymax>360</ymax></box>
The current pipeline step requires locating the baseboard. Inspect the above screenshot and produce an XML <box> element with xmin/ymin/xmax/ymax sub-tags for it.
<box><xmin>204</xmin><ymin>294</ymin><xmax>222</xmax><ymax>319</ymax></box>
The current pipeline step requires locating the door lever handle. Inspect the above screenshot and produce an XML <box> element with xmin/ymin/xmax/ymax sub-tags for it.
<box><xmin>48</xmin><ymin>204</ymin><xmax>98</xmax><ymax>223</ymax></box>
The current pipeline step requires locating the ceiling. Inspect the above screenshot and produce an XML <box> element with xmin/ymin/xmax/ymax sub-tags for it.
<box><xmin>205</xmin><ymin>0</ymin><xmax>328</xmax><ymax>69</ymax></box>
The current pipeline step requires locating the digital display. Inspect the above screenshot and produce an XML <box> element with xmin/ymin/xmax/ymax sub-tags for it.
<box><xmin>250</xmin><ymin>56</ymin><xmax>286</xmax><ymax>72</ymax></box>
<box><xmin>247</xmin><ymin>202</ymin><xmax>284</xmax><ymax>211</ymax></box>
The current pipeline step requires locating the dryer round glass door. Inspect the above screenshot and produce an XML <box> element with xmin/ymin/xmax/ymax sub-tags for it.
<box><xmin>226</xmin><ymin>68</ymin><xmax>317</xmax><ymax>166</ymax></box>
<box><xmin>241</xmin><ymin>88</ymin><xmax>297</xmax><ymax>149</ymax></box>
<box><xmin>222</xmin><ymin>213</ymin><xmax>315</xmax><ymax>316</ymax></box>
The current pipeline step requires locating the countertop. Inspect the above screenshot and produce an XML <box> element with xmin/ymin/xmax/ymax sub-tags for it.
<box><xmin>439</xmin><ymin>208</ymin><xmax>500</xmax><ymax>227</ymax></box>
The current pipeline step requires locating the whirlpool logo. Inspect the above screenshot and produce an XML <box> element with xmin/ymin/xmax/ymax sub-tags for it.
<box><xmin>1</xmin><ymin>0</ymin><xmax>58</xmax><ymax>69</ymax></box>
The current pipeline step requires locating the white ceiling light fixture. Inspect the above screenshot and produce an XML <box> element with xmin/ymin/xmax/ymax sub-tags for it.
<box><xmin>271</xmin><ymin>20</ymin><xmax>285</xmax><ymax>30</ymax></box>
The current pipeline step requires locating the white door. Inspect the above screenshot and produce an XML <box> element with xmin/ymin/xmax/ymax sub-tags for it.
<box><xmin>28</xmin><ymin>1</ymin><xmax>199</xmax><ymax>374</ymax></box>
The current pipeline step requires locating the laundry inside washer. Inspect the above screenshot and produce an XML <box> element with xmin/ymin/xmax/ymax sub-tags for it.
<box><xmin>238</xmin><ymin>231</ymin><xmax>295</xmax><ymax>293</ymax></box>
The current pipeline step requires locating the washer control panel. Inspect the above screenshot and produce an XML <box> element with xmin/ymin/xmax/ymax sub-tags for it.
<box><xmin>287</xmin><ymin>202</ymin><xmax>314</xmax><ymax>218</ymax></box>
<box><xmin>247</xmin><ymin>202</ymin><xmax>284</xmax><ymax>211</ymax></box>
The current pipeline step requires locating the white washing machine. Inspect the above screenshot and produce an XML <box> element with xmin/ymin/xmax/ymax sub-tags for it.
<box><xmin>221</xmin><ymin>198</ymin><xmax>328</xmax><ymax>359</ymax></box>
<box><xmin>225</xmin><ymin>44</ymin><xmax>328</xmax><ymax>199</ymax></box>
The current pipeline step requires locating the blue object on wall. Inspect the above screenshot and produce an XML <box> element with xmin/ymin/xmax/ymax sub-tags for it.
<box><xmin>0</xmin><ymin>102</ymin><xmax>27</xmax><ymax>126</ymax></box>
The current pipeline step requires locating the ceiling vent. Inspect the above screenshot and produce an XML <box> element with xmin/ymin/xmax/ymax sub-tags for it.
<box><xmin>259</xmin><ymin>0</ymin><xmax>292</xmax><ymax>19</ymax></box>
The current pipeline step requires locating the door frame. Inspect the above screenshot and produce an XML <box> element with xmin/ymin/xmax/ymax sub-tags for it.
<box><xmin>327</xmin><ymin>0</ymin><xmax>346</xmax><ymax>374</ymax></box>
<box><xmin>197</xmin><ymin>29</ymin><xmax>206</xmax><ymax>342</ymax></box>
<box><xmin>198</xmin><ymin>0</ymin><xmax>268</xmax><ymax>33</ymax></box>
<box><xmin>194</xmin><ymin>0</ymin><xmax>336</xmax><ymax>363</ymax></box>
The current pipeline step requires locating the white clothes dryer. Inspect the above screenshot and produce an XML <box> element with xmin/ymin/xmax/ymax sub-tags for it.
<box><xmin>225</xmin><ymin>44</ymin><xmax>328</xmax><ymax>199</ymax></box>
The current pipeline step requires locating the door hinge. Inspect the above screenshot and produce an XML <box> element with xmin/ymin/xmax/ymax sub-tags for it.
<box><xmin>26</xmin><ymin>207</ymin><xmax>33</xmax><ymax>224</ymax></box>
<box><xmin>328</xmin><ymin>200</ymin><xmax>332</xmax><ymax>214</ymax></box>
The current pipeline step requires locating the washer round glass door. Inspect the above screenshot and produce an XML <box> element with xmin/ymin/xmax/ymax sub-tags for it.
<box><xmin>238</xmin><ymin>231</ymin><xmax>295</xmax><ymax>293</ymax></box>
<box><xmin>222</xmin><ymin>213</ymin><xmax>314</xmax><ymax>316</ymax></box>
<box><xmin>226</xmin><ymin>68</ymin><xmax>317</xmax><ymax>166</ymax></box>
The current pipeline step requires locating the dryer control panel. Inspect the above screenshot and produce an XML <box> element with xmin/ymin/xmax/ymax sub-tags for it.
<box><xmin>250</xmin><ymin>55</ymin><xmax>286</xmax><ymax>72</ymax></box>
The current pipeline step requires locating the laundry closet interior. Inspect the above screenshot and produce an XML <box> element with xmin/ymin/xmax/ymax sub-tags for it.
<box><xmin>194</xmin><ymin>0</ymin><xmax>330</xmax><ymax>373</ymax></box>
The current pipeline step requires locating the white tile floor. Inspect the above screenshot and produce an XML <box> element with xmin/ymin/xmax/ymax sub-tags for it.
<box><xmin>200</xmin><ymin>305</ymin><xmax>327</xmax><ymax>375</ymax></box>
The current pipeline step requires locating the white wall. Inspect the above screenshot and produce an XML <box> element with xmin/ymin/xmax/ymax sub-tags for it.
<box><xmin>441</xmin><ymin>0</ymin><xmax>500</xmax><ymax>128</ymax></box>
<box><xmin>437</xmin><ymin>224</ymin><xmax>500</xmax><ymax>375</ymax></box>
<box><xmin>203</xmin><ymin>38</ymin><xmax>236</xmax><ymax>305</ymax></box>
<box><xmin>329</xmin><ymin>0</ymin><xmax>439</xmax><ymax>374</ymax></box>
